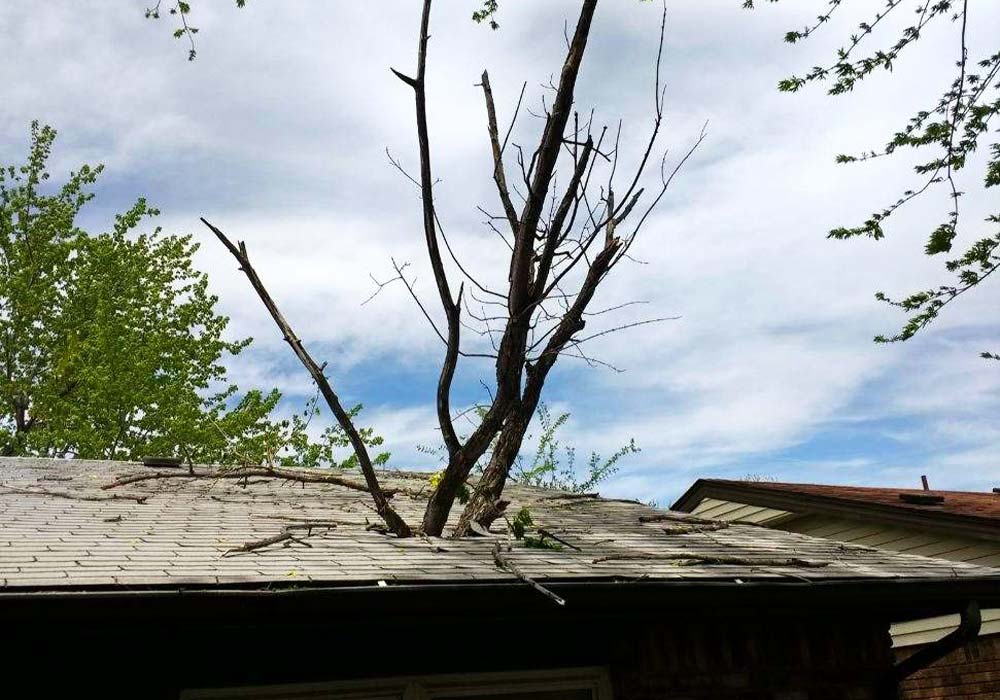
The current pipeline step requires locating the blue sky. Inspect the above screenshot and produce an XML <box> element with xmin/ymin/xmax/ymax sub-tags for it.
<box><xmin>2</xmin><ymin>1</ymin><xmax>998</xmax><ymax>505</ymax></box>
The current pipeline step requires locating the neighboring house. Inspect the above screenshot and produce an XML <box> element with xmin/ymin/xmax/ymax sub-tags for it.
<box><xmin>673</xmin><ymin>479</ymin><xmax>1000</xmax><ymax>700</ymax></box>
<box><xmin>3</xmin><ymin>458</ymin><xmax>1000</xmax><ymax>700</ymax></box>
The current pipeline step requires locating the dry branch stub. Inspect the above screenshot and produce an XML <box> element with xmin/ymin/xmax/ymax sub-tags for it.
<box><xmin>224</xmin><ymin>521</ymin><xmax>339</xmax><ymax>557</ymax></box>
<box><xmin>0</xmin><ymin>484</ymin><xmax>148</xmax><ymax>504</ymax></box>
<box><xmin>492</xmin><ymin>541</ymin><xmax>566</xmax><ymax>606</ymax></box>
<box><xmin>592</xmin><ymin>553</ymin><xmax>830</xmax><ymax>568</ymax></box>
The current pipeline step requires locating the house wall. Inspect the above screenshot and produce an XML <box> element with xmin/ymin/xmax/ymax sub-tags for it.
<box><xmin>688</xmin><ymin>496</ymin><xmax>1000</xmax><ymax>700</ymax></box>
<box><xmin>610</xmin><ymin>617</ymin><xmax>895</xmax><ymax>700</ymax></box>
<box><xmin>689</xmin><ymin>498</ymin><xmax>1000</xmax><ymax>645</ymax></box>
<box><xmin>777</xmin><ymin>513</ymin><xmax>1000</xmax><ymax>568</ymax></box>
<box><xmin>6</xmin><ymin>596</ymin><xmax>901</xmax><ymax>700</ymax></box>
<box><xmin>895</xmin><ymin>634</ymin><xmax>1000</xmax><ymax>699</ymax></box>
<box><xmin>776</xmin><ymin>513</ymin><xmax>1000</xmax><ymax>646</ymax></box>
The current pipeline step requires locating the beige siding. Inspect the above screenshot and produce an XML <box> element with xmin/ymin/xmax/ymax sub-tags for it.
<box><xmin>690</xmin><ymin>497</ymin><xmax>793</xmax><ymax>525</ymax></box>
<box><xmin>689</xmin><ymin>498</ymin><xmax>1000</xmax><ymax>648</ymax></box>
<box><xmin>778</xmin><ymin>513</ymin><xmax>1000</xmax><ymax>563</ymax></box>
<box><xmin>892</xmin><ymin>608</ymin><xmax>1000</xmax><ymax>647</ymax></box>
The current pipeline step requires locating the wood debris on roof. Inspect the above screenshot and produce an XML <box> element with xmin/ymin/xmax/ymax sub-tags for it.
<box><xmin>0</xmin><ymin>457</ymin><xmax>996</xmax><ymax>591</ymax></box>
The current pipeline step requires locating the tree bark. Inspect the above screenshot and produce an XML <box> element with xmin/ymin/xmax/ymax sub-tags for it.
<box><xmin>455</xmin><ymin>241</ymin><xmax>620</xmax><ymax>536</ymax></box>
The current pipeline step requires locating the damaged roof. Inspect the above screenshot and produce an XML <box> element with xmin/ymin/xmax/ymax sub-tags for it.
<box><xmin>1</xmin><ymin>456</ymin><xmax>998</xmax><ymax>593</ymax></box>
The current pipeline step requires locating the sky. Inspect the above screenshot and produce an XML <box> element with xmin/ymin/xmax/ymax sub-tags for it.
<box><xmin>2</xmin><ymin>1</ymin><xmax>998</xmax><ymax>505</ymax></box>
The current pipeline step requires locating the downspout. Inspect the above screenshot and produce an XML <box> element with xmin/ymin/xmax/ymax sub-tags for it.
<box><xmin>890</xmin><ymin>601</ymin><xmax>982</xmax><ymax>684</ymax></box>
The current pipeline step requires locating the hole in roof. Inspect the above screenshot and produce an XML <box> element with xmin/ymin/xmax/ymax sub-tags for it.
<box><xmin>142</xmin><ymin>456</ymin><xmax>182</xmax><ymax>469</ymax></box>
<box><xmin>898</xmin><ymin>493</ymin><xmax>945</xmax><ymax>506</ymax></box>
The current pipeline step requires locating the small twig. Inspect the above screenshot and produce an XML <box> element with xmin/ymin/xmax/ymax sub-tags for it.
<box><xmin>584</xmin><ymin>300</ymin><xmax>650</xmax><ymax>316</ymax></box>
<box><xmin>249</xmin><ymin>515</ymin><xmax>346</xmax><ymax>527</ymax></box>
<box><xmin>660</xmin><ymin>522</ymin><xmax>730</xmax><ymax>535</ymax></box>
<box><xmin>223</xmin><ymin>522</ymin><xmax>337</xmax><ymax>557</ymax></box>
<box><xmin>537</xmin><ymin>528</ymin><xmax>582</xmax><ymax>551</ymax></box>
<box><xmin>539</xmin><ymin>492</ymin><xmax>599</xmax><ymax>501</ymax></box>
<box><xmin>638</xmin><ymin>512</ymin><xmax>720</xmax><ymax>525</ymax></box>
<box><xmin>209</xmin><ymin>494</ymin><xmax>279</xmax><ymax>505</ymax></box>
<box><xmin>0</xmin><ymin>484</ymin><xmax>148</xmax><ymax>504</ymax></box>
<box><xmin>637</xmin><ymin>512</ymin><xmax>737</xmax><ymax>535</ymax></box>
<box><xmin>362</xmin><ymin>260</ymin><xmax>410</xmax><ymax>306</ymax></box>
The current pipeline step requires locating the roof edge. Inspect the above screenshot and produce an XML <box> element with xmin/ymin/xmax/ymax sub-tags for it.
<box><xmin>5</xmin><ymin>577</ymin><xmax>1000</xmax><ymax>624</ymax></box>
<box><xmin>672</xmin><ymin>479</ymin><xmax>1000</xmax><ymax>542</ymax></box>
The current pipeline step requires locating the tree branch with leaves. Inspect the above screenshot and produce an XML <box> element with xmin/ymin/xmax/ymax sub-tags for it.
<box><xmin>749</xmin><ymin>0</ymin><xmax>1000</xmax><ymax>356</ymax></box>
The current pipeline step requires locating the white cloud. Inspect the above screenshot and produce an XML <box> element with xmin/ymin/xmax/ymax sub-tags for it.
<box><xmin>2</xmin><ymin>0</ymin><xmax>998</xmax><ymax>500</ymax></box>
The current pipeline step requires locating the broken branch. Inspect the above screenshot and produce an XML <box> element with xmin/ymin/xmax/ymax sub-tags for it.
<box><xmin>101</xmin><ymin>466</ymin><xmax>397</xmax><ymax>496</ymax></box>
<box><xmin>481</xmin><ymin>70</ymin><xmax>521</xmax><ymax>234</ymax></box>
<box><xmin>200</xmin><ymin>218</ymin><xmax>411</xmax><ymax>538</ymax></box>
<box><xmin>223</xmin><ymin>521</ymin><xmax>338</xmax><ymax>557</ymax></box>
<box><xmin>591</xmin><ymin>553</ymin><xmax>830</xmax><ymax>568</ymax></box>
<box><xmin>0</xmin><ymin>484</ymin><xmax>148</xmax><ymax>504</ymax></box>
<box><xmin>493</xmin><ymin>541</ymin><xmax>566</xmax><ymax>606</ymax></box>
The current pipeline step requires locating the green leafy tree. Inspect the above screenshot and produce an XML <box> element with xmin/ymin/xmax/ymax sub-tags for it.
<box><xmin>0</xmin><ymin>122</ymin><xmax>249</xmax><ymax>458</ymax></box>
<box><xmin>748</xmin><ymin>0</ymin><xmax>999</xmax><ymax>356</ymax></box>
<box><xmin>276</xmin><ymin>395</ymin><xmax>390</xmax><ymax>470</ymax></box>
<box><xmin>0</xmin><ymin>122</ymin><xmax>386</xmax><ymax>465</ymax></box>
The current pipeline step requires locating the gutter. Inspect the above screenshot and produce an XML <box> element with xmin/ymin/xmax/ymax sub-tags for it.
<box><xmin>3</xmin><ymin>578</ymin><xmax>999</xmax><ymax>626</ymax></box>
<box><xmin>891</xmin><ymin>601</ymin><xmax>982</xmax><ymax>683</ymax></box>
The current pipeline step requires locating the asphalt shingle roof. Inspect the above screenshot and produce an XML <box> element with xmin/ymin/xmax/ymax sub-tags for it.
<box><xmin>1</xmin><ymin>457</ymin><xmax>997</xmax><ymax>591</ymax></box>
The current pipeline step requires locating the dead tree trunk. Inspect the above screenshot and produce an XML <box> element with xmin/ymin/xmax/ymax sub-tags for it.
<box><xmin>203</xmin><ymin>0</ymin><xmax>698</xmax><ymax>537</ymax></box>
<box><xmin>409</xmin><ymin>0</ymin><xmax>603</xmax><ymax>537</ymax></box>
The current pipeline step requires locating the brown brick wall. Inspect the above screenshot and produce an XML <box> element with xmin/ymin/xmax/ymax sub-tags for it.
<box><xmin>896</xmin><ymin>634</ymin><xmax>1000</xmax><ymax>700</ymax></box>
<box><xmin>611</xmin><ymin>618</ymin><xmax>898</xmax><ymax>700</ymax></box>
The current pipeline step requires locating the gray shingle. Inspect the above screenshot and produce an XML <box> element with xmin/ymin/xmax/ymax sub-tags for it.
<box><xmin>1</xmin><ymin>455</ymin><xmax>998</xmax><ymax>591</ymax></box>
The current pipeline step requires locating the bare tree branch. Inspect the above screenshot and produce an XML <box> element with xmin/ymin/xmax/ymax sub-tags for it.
<box><xmin>0</xmin><ymin>484</ymin><xmax>148</xmax><ymax>504</ymax></box>
<box><xmin>192</xmin><ymin>0</ymin><xmax>694</xmax><ymax>541</ymax></box>
<box><xmin>508</xmin><ymin>0</ymin><xmax>599</xmax><ymax>315</ymax></box>
<box><xmin>481</xmin><ymin>70</ymin><xmax>521</xmax><ymax>234</ymax></box>
<box><xmin>102</xmin><ymin>466</ymin><xmax>395</xmax><ymax>494</ymax></box>
<box><xmin>391</xmin><ymin>0</ymin><xmax>464</xmax><ymax>460</ymax></box>
<box><xmin>200</xmin><ymin>218</ymin><xmax>412</xmax><ymax>537</ymax></box>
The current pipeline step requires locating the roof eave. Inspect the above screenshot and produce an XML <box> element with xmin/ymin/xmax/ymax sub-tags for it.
<box><xmin>672</xmin><ymin>480</ymin><xmax>1000</xmax><ymax>542</ymax></box>
<box><xmin>4</xmin><ymin>576</ymin><xmax>1000</xmax><ymax>626</ymax></box>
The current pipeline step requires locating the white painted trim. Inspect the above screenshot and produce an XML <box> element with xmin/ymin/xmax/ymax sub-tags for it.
<box><xmin>891</xmin><ymin>608</ymin><xmax>1000</xmax><ymax>647</ymax></box>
